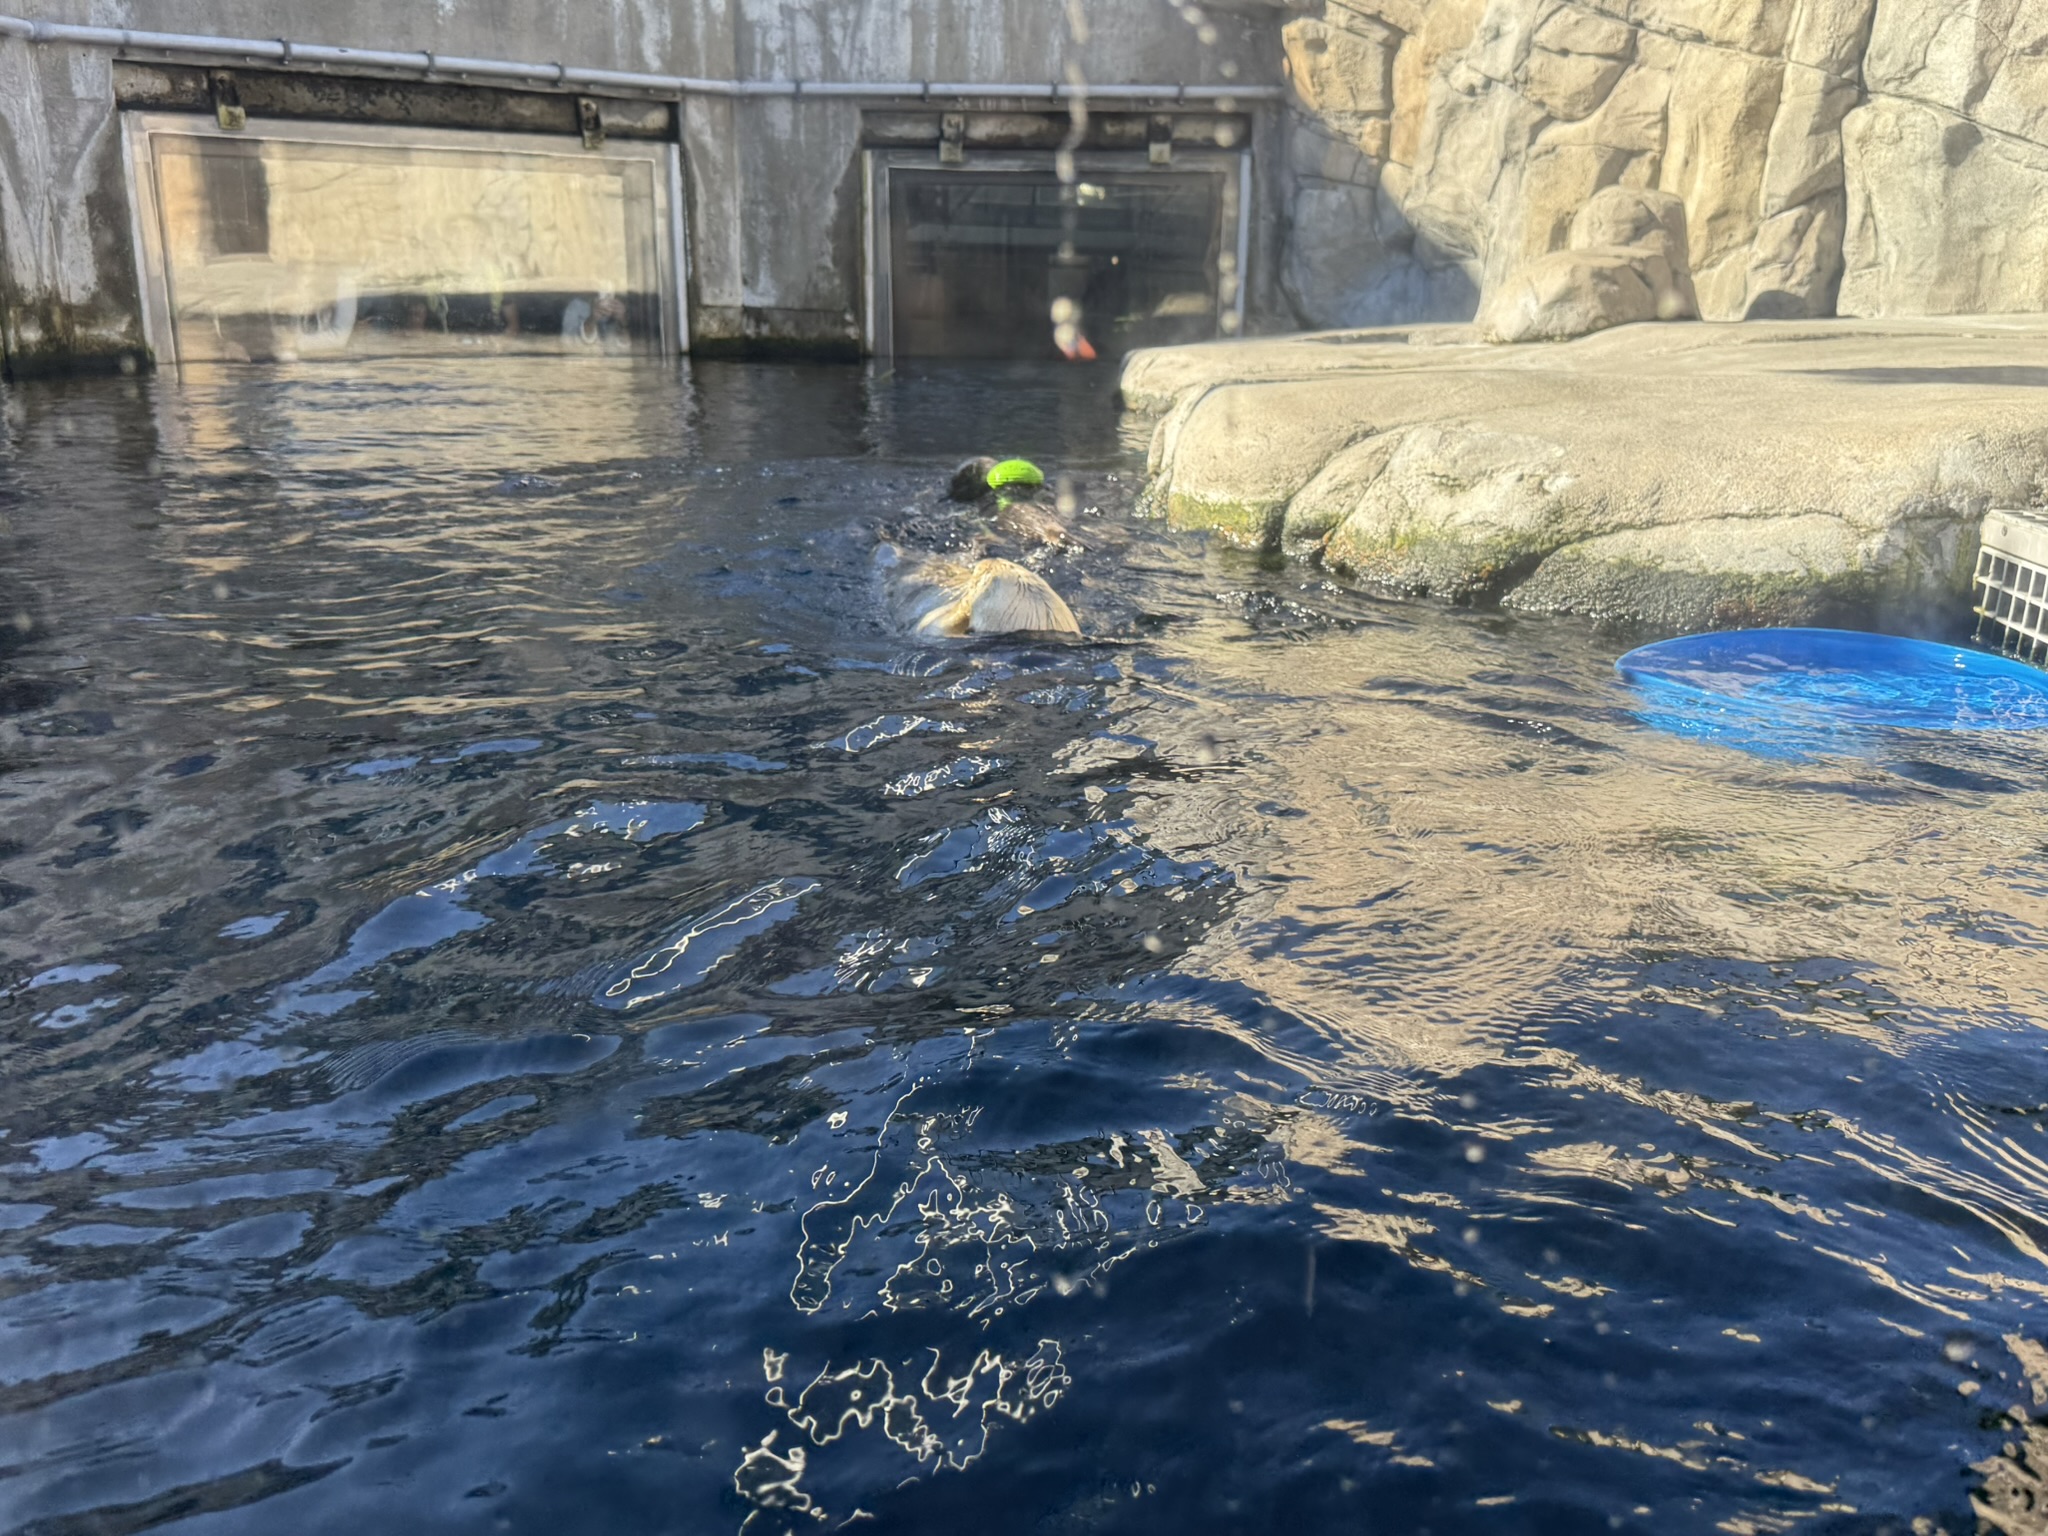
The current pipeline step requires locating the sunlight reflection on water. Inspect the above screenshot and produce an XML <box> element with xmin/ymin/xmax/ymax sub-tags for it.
<box><xmin>1</xmin><ymin>359</ymin><xmax>2047</xmax><ymax>1533</ymax></box>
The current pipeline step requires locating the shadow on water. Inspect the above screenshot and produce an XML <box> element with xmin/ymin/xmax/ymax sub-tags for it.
<box><xmin>1801</xmin><ymin>365</ymin><xmax>2048</xmax><ymax>388</ymax></box>
<box><xmin>2</xmin><ymin>358</ymin><xmax>2048</xmax><ymax>1534</ymax></box>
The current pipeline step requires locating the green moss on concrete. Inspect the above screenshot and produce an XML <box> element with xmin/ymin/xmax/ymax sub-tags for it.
<box><xmin>1278</xmin><ymin>498</ymin><xmax>1351</xmax><ymax>551</ymax></box>
<box><xmin>2</xmin><ymin>338</ymin><xmax>150</xmax><ymax>380</ymax></box>
<box><xmin>1165</xmin><ymin>492</ymin><xmax>1287</xmax><ymax>551</ymax></box>
<box><xmin>1321</xmin><ymin>522</ymin><xmax>1564</xmax><ymax>605</ymax></box>
<box><xmin>2</xmin><ymin>293</ymin><xmax>151</xmax><ymax>380</ymax></box>
<box><xmin>1507</xmin><ymin>556</ymin><xmax>1878</xmax><ymax>631</ymax></box>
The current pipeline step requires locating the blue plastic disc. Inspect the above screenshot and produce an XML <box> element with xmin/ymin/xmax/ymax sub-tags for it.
<box><xmin>1617</xmin><ymin>628</ymin><xmax>2048</xmax><ymax>751</ymax></box>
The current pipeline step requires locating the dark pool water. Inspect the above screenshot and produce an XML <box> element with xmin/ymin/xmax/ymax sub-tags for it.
<box><xmin>4</xmin><ymin>359</ymin><xmax>2048</xmax><ymax>1536</ymax></box>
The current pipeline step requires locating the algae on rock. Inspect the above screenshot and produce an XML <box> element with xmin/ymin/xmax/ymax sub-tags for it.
<box><xmin>1124</xmin><ymin>317</ymin><xmax>2048</xmax><ymax>632</ymax></box>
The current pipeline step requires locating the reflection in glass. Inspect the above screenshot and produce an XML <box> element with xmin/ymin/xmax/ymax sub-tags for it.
<box><xmin>140</xmin><ymin>125</ymin><xmax>670</xmax><ymax>363</ymax></box>
<box><xmin>889</xmin><ymin>170</ymin><xmax>1225</xmax><ymax>359</ymax></box>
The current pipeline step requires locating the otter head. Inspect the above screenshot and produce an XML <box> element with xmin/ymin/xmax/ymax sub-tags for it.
<box><xmin>948</xmin><ymin>456</ymin><xmax>1046</xmax><ymax>504</ymax></box>
<box><xmin>949</xmin><ymin>457</ymin><xmax>999</xmax><ymax>502</ymax></box>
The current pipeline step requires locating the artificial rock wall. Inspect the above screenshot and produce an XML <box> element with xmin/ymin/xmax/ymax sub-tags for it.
<box><xmin>1279</xmin><ymin>0</ymin><xmax>2048</xmax><ymax>327</ymax></box>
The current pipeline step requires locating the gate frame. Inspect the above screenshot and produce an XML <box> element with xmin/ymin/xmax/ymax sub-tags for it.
<box><xmin>861</xmin><ymin>145</ymin><xmax>1251</xmax><ymax>364</ymax></box>
<box><xmin>121</xmin><ymin>110</ymin><xmax>688</xmax><ymax>366</ymax></box>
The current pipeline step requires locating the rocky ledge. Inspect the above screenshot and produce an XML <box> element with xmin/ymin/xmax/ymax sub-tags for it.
<box><xmin>1123</xmin><ymin>316</ymin><xmax>2048</xmax><ymax>632</ymax></box>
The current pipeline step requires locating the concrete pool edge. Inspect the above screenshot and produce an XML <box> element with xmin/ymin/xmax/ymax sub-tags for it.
<box><xmin>1122</xmin><ymin>315</ymin><xmax>2048</xmax><ymax>633</ymax></box>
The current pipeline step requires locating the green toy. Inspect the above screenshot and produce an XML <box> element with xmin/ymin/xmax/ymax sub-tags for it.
<box><xmin>948</xmin><ymin>456</ymin><xmax>1047</xmax><ymax>503</ymax></box>
<box><xmin>986</xmin><ymin>458</ymin><xmax>1045</xmax><ymax>491</ymax></box>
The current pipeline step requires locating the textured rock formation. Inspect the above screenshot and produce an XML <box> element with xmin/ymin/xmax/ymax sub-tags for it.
<box><xmin>1477</xmin><ymin>186</ymin><xmax>1699</xmax><ymax>341</ymax></box>
<box><xmin>1124</xmin><ymin>317</ymin><xmax>2048</xmax><ymax>629</ymax></box>
<box><xmin>1278</xmin><ymin>0</ymin><xmax>2048</xmax><ymax>331</ymax></box>
<box><xmin>1842</xmin><ymin>2</ymin><xmax>2048</xmax><ymax>316</ymax></box>
<box><xmin>1279</xmin><ymin>3</ymin><xmax>1483</xmax><ymax>325</ymax></box>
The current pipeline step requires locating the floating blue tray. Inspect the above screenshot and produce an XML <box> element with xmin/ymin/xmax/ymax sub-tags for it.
<box><xmin>1616</xmin><ymin>628</ymin><xmax>2048</xmax><ymax>755</ymax></box>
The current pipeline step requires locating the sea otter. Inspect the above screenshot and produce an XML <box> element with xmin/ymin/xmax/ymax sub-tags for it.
<box><xmin>875</xmin><ymin>544</ymin><xmax>1080</xmax><ymax>638</ymax></box>
<box><xmin>871</xmin><ymin>456</ymin><xmax>1083</xmax><ymax>639</ymax></box>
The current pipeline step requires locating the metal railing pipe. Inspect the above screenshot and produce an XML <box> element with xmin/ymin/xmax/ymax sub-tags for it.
<box><xmin>285</xmin><ymin>45</ymin><xmax>441</xmax><ymax>73</ymax></box>
<box><xmin>558</xmin><ymin>65</ymin><xmax>740</xmax><ymax>95</ymax></box>
<box><xmin>1064</xmin><ymin>84</ymin><xmax>1178</xmax><ymax>101</ymax></box>
<box><xmin>792</xmin><ymin>81</ymin><xmax>926</xmax><ymax>98</ymax></box>
<box><xmin>36</xmin><ymin>22</ymin><xmax>285</xmax><ymax>56</ymax></box>
<box><xmin>927</xmin><ymin>81</ymin><xmax>1058</xmax><ymax>99</ymax></box>
<box><xmin>0</xmin><ymin>13</ymin><xmax>1283</xmax><ymax>103</ymax></box>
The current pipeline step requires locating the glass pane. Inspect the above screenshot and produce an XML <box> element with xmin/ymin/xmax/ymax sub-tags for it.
<box><xmin>890</xmin><ymin>170</ymin><xmax>1224</xmax><ymax>359</ymax></box>
<box><xmin>147</xmin><ymin>131</ymin><xmax>667</xmax><ymax>362</ymax></box>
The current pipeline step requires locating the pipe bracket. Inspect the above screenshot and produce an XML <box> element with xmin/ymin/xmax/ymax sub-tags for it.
<box><xmin>208</xmin><ymin>69</ymin><xmax>245</xmax><ymax>130</ymax></box>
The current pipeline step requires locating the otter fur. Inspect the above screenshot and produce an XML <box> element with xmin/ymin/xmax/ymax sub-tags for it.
<box><xmin>876</xmin><ymin>544</ymin><xmax>1081</xmax><ymax>638</ymax></box>
<box><xmin>991</xmin><ymin>498</ymin><xmax>1075</xmax><ymax>551</ymax></box>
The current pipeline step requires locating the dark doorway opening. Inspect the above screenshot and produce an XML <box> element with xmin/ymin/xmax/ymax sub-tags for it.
<box><xmin>887</xmin><ymin>169</ymin><xmax>1226</xmax><ymax>360</ymax></box>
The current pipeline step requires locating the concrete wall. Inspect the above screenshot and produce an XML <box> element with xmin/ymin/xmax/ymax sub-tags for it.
<box><xmin>0</xmin><ymin>32</ymin><xmax>138</xmax><ymax>370</ymax></box>
<box><xmin>0</xmin><ymin>0</ymin><xmax>1283</xmax><ymax>373</ymax></box>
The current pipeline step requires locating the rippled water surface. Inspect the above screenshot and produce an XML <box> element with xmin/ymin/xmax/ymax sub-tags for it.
<box><xmin>5</xmin><ymin>360</ymin><xmax>2048</xmax><ymax>1535</ymax></box>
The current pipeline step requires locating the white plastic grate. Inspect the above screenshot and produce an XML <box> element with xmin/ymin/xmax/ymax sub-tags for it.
<box><xmin>1974</xmin><ymin>508</ymin><xmax>2048</xmax><ymax>665</ymax></box>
